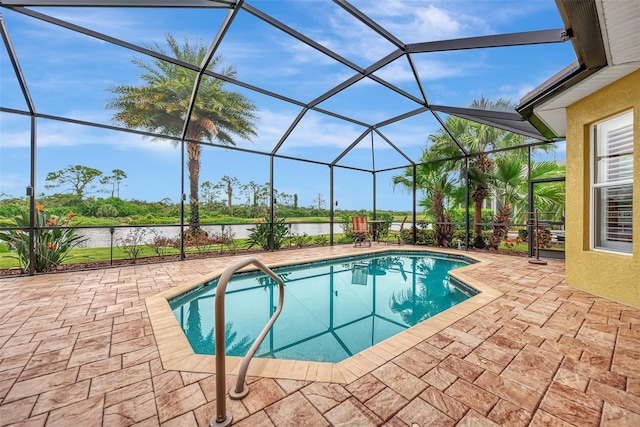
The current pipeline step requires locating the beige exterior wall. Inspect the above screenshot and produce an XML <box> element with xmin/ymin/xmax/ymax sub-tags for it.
<box><xmin>565</xmin><ymin>69</ymin><xmax>640</xmax><ymax>307</ymax></box>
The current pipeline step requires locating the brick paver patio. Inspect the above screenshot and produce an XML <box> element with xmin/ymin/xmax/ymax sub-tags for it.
<box><xmin>1</xmin><ymin>245</ymin><xmax>639</xmax><ymax>426</ymax></box>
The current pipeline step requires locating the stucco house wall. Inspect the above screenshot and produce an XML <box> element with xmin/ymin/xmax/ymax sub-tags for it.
<box><xmin>565</xmin><ymin>69</ymin><xmax>640</xmax><ymax>307</ymax></box>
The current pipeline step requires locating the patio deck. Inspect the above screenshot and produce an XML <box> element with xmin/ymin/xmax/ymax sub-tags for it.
<box><xmin>0</xmin><ymin>245</ymin><xmax>638</xmax><ymax>426</ymax></box>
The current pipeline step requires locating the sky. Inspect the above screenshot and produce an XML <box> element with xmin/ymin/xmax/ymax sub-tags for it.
<box><xmin>0</xmin><ymin>0</ymin><xmax>574</xmax><ymax>211</ymax></box>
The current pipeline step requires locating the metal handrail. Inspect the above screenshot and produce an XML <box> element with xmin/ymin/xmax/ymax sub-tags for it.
<box><xmin>210</xmin><ymin>258</ymin><xmax>285</xmax><ymax>427</ymax></box>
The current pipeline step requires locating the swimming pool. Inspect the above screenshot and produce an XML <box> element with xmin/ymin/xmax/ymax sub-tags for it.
<box><xmin>169</xmin><ymin>251</ymin><xmax>477</xmax><ymax>363</ymax></box>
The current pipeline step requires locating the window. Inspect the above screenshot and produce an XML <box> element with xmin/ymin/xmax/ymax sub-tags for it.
<box><xmin>592</xmin><ymin>110</ymin><xmax>634</xmax><ymax>253</ymax></box>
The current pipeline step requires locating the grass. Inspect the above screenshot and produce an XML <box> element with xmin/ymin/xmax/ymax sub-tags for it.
<box><xmin>0</xmin><ymin>235</ymin><xmax>356</xmax><ymax>270</ymax></box>
<box><xmin>0</xmin><ymin>238</ymin><xmax>256</xmax><ymax>269</ymax></box>
<box><xmin>1</xmin><ymin>230</ymin><xmax>560</xmax><ymax>271</ymax></box>
<box><xmin>499</xmin><ymin>242</ymin><xmax>528</xmax><ymax>252</ymax></box>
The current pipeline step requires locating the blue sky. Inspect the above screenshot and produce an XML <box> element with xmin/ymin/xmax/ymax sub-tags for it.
<box><xmin>0</xmin><ymin>0</ymin><xmax>574</xmax><ymax>211</ymax></box>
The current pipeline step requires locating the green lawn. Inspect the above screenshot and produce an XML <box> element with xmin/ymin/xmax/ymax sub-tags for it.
<box><xmin>0</xmin><ymin>239</ymin><xmax>255</xmax><ymax>269</ymax></box>
<box><xmin>0</xmin><ymin>234</ymin><xmax>357</xmax><ymax>270</ymax></box>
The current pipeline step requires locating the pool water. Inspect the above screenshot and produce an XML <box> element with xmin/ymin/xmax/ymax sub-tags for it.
<box><xmin>169</xmin><ymin>251</ymin><xmax>476</xmax><ymax>363</ymax></box>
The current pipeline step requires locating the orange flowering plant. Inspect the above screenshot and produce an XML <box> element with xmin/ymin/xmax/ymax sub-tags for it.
<box><xmin>0</xmin><ymin>206</ymin><xmax>87</xmax><ymax>272</ymax></box>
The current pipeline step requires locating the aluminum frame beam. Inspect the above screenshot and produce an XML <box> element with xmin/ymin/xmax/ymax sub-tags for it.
<box><xmin>406</xmin><ymin>29</ymin><xmax>569</xmax><ymax>54</ymax></box>
<box><xmin>431</xmin><ymin>105</ymin><xmax>548</xmax><ymax>141</ymax></box>
<box><xmin>333</xmin><ymin>0</ymin><xmax>404</xmax><ymax>49</ymax></box>
<box><xmin>0</xmin><ymin>12</ymin><xmax>35</xmax><ymax>113</ymax></box>
<box><xmin>0</xmin><ymin>0</ymin><xmax>231</xmax><ymax>7</ymax></box>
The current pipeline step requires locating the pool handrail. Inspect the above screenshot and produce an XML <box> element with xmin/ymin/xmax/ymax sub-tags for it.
<box><xmin>210</xmin><ymin>257</ymin><xmax>285</xmax><ymax>427</ymax></box>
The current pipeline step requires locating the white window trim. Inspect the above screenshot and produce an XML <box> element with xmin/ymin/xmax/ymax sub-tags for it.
<box><xmin>590</xmin><ymin>110</ymin><xmax>634</xmax><ymax>255</ymax></box>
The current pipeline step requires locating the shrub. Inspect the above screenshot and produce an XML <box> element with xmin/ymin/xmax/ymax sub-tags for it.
<box><xmin>313</xmin><ymin>234</ymin><xmax>328</xmax><ymax>246</ymax></box>
<box><xmin>0</xmin><ymin>206</ymin><xmax>87</xmax><ymax>272</ymax></box>
<box><xmin>222</xmin><ymin>232</ymin><xmax>238</xmax><ymax>252</ymax></box>
<box><xmin>291</xmin><ymin>233</ymin><xmax>312</xmax><ymax>248</ymax></box>
<box><xmin>247</xmin><ymin>211</ymin><xmax>289</xmax><ymax>250</ymax></box>
<box><xmin>150</xmin><ymin>230</ymin><xmax>178</xmax><ymax>257</ymax></box>
<box><xmin>339</xmin><ymin>213</ymin><xmax>353</xmax><ymax>236</ymax></box>
<box><xmin>503</xmin><ymin>237</ymin><xmax>517</xmax><ymax>249</ymax></box>
<box><xmin>417</xmin><ymin>228</ymin><xmax>435</xmax><ymax>245</ymax></box>
<box><xmin>219</xmin><ymin>229</ymin><xmax>236</xmax><ymax>252</ymax></box>
<box><xmin>95</xmin><ymin>203</ymin><xmax>119</xmax><ymax>218</ymax></box>
<box><xmin>0</xmin><ymin>204</ymin><xmax>23</xmax><ymax>218</ymax></box>
<box><xmin>186</xmin><ymin>232</ymin><xmax>218</xmax><ymax>252</ymax></box>
<box><xmin>518</xmin><ymin>228</ymin><xmax>528</xmax><ymax>241</ymax></box>
<box><xmin>406</xmin><ymin>224</ymin><xmax>435</xmax><ymax>245</ymax></box>
<box><xmin>533</xmin><ymin>228</ymin><xmax>553</xmax><ymax>249</ymax></box>
<box><xmin>117</xmin><ymin>228</ymin><xmax>148</xmax><ymax>263</ymax></box>
<box><xmin>448</xmin><ymin>208</ymin><xmax>494</xmax><ymax>231</ymax></box>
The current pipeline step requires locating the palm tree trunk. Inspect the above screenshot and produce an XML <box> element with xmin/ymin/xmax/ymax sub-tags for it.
<box><xmin>433</xmin><ymin>189</ymin><xmax>453</xmax><ymax>246</ymax></box>
<box><xmin>471</xmin><ymin>186</ymin><xmax>489</xmax><ymax>248</ymax></box>
<box><xmin>187</xmin><ymin>141</ymin><xmax>201</xmax><ymax>229</ymax></box>
<box><xmin>488</xmin><ymin>202</ymin><xmax>511</xmax><ymax>250</ymax></box>
<box><xmin>473</xmin><ymin>193</ymin><xmax>484</xmax><ymax>237</ymax></box>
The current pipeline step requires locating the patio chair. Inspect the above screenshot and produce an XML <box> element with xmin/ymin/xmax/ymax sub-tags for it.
<box><xmin>386</xmin><ymin>216</ymin><xmax>407</xmax><ymax>245</ymax></box>
<box><xmin>352</xmin><ymin>216</ymin><xmax>372</xmax><ymax>247</ymax></box>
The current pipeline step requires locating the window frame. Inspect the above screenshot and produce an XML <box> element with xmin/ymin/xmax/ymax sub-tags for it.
<box><xmin>590</xmin><ymin>110</ymin><xmax>634</xmax><ymax>255</ymax></box>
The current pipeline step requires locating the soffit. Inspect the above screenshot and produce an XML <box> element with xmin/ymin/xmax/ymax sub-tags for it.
<box><xmin>527</xmin><ymin>0</ymin><xmax>640</xmax><ymax>137</ymax></box>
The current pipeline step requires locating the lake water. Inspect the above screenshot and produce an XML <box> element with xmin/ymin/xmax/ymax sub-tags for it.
<box><xmin>75</xmin><ymin>222</ymin><xmax>350</xmax><ymax>249</ymax></box>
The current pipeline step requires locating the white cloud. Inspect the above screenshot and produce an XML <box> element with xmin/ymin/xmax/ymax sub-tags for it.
<box><xmin>496</xmin><ymin>83</ymin><xmax>536</xmax><ymax>104</ymax></box>
<box><xmin>0</xmin><ymin>113</ymin><xmax>176</xmax><ymax>154</ymax></box>
<box><xmin>266</xmin><ymin>112</ymin><xmax>364</xmax><ymax>150</ymax></box>
<box><xmin>373</xmin><ymin>61</ymin><xmax>415</xmax><ymax>83</ymax></box>
<box><xmin>252</xmin><ymin>109</ymin><xmax>299</xmax><ymax>148</ymax></box>
<box><xmin>349</xmin><ymin>0</ymin><xmax>491</xmax><ymax>43</ymax></box>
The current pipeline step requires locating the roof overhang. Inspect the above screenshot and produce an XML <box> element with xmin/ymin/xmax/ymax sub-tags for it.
<box><xmin>517</xmin><ymin>0</ymin><xmax>640</xmax><ymax>139</ymax></box>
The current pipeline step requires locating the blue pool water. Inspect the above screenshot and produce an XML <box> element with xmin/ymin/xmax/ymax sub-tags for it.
<box><xmin>169</xmin><ymin>251</ymin><xmax>477</xmax><ymax>363</ymax></box>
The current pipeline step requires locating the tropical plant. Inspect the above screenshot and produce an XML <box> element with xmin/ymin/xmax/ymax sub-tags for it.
<box><xmin>0</xmin><ymin>206</ymin><xmax>87</xmax><ymax>272</ymax></box>
<box><xmin>426</xmin><ymin>97</ymin><xmax>555</xmax><ymax>247</ymax></box>
<box><xmin>522</xmin><ymin>163</ymin><xmax>566</xmax><ymax>224</ymax></box>
<box><xmin>247</xmin><ymin>211</ymin><xmax>289</xmax><ymax>250</ymax></box>
<box><xmin>389</xmin><ymin>258</ymin><xmax>440</xmax><ymax>326</ymax></box>
<box><xmin>486</xmin><ymin>157</ymin><xmax>525</xmax><ymax>249</ymax></box>
<box><xmin>291</xmin><ymin>232</ymin><xmax>311</xmax><ymax>248</ymax></box>
<box><xmin>487</xmin><ymin>159</ymin><xmax>565</xmax><ymax>249</ymax></box>
<box><xmin>106</xmin><ymin>34</ymin><xmax>258</xmax><ymax>230</ymax></box>
<box><xmin>392</xmin><ymin>150</ymin><xmax>458</xmax><ymax>246</ymax></box>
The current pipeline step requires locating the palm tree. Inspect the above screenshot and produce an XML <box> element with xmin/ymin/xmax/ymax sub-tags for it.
<box><xmin>389</xmin><ymin>257</ymin><xmax>453</xmax><ymax>326</ymax></box>
<box><xmin>487</xmin><ymin>159</ymin><xmax>565</xmax><ymax>249</ymax></box>
<box><xmin>106</xmin><ymin>34</ymin><xmax>258</xmax><ymax>230</ymax></box>
<box><xmin>392</xmin><ymin>150</ymin><xmax>458</xmax><ymax>245</ymax></box>
<box><xmin>487</xmin><ymin>157</ymin><xmax>526</xmax><ymax>249</ymax></box>
<box><xmin>186</xmin><ymin>300</ymin><xmax>251</xmax><ymax>356</ymax></box>
<box><xmin>428</xmin><ymin>97</ymin><xmax>555</xmax><ymax>247</ymax></box>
